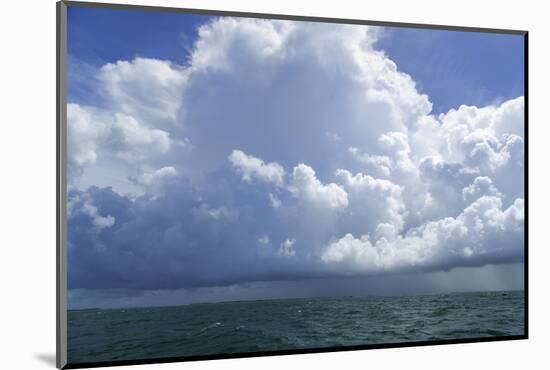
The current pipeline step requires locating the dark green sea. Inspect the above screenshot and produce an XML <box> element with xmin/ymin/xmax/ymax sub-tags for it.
<box><xmin>68</xmin><ymin>290</ymin><xmax>524</xmax><ymax>364</ymax></box>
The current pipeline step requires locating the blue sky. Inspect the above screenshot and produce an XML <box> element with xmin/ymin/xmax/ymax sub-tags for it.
<box><xmin>376</xmin><ymin>27</ymin><xmax>524</xmax><ymax>113</ymax></box>
<box><xmin>66</xmin><ymin>6</ymin><xmax>525</xmax><ymax>308</ymax></box>
<box><xmin>68</xmin><ymin>7</ymin><xmax>207</xmax><ymax>65</ymax></box>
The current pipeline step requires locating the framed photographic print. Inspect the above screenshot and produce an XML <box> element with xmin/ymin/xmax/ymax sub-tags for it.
<box><xmin>57</xmin><ymin>1</ymin><xmax>528</xmax><ymax>368</ymax></box>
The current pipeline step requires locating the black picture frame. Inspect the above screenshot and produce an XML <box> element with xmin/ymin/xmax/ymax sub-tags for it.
<box><xmin>56</xmin><ymin>1</ymin><xmax>529</xmax><ymax>368</ymax></box>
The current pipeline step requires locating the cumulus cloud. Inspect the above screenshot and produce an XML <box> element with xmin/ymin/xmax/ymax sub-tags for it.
<box><xmin>67</xmin><ymin>17</ymin><xmax>524</xmax><ymax>292</ymax></box>
<box><xmin>229</xmin><ymin>149</ymin><xmax>285</xmax><ymax>186</ymax></box>
<box><xmin>67</xmin><ymin>191</ymin><xmax>116</xmax><ymax>232</ymax></box>
<box><xmin>462</xmin><ymin>176</ymin><xmax>502</xmax><ymax>202</ymax></box>
<box><xmin>67</xmin><ymin>104</ymin><xmax>109</xmax><ymax>179</ymax></box>
<box><xmin>322</xmin><ymin>195</ymin><xmax>524</xmax><ymax>274</ymax></box>
<box><xmin>413</xmin><ymin>97</ymin><xmax>524</xmax><ymax>178</ymax></box>
<box><xmin>349</xmin><ymin>147</ymin><xmax>392</xmax><ymax>177</ymax></box>
<box><xmin>128</xmin><ymin>166</ymin><xmax>179</xmax><ymax>195</ymax></box>
<box><xmin>290</xmin><ymin>164</ymin><xmax>348</xmax><ymax>210</ymax></box>
<box><xmin>67</xmin><ymin>102</ymin><xmax>175</xmax><ymax>188</ymax></box>
<box><xmin>81</xmin><ymin>201</ymin><xmax>115</xmax><ymax>230</ymax></box>
<box><xmin>336</xmin><ymin>169</ymin><xmax>405</xmax><ymax>235</ymax></box>
<box><xmin>130</xmin><ymin>166</ymin><xmax>177</xmax><ymax>186</ymax></box>
<box><xmin>99</xmin><ymin>58</ymin><xmax>187</xmax><ymax>125</ymax></box>
<box><xmin>109</xmin><ymin>114</ymin><xmax>172</xmax><ymax>161</ymax></box>
<box><xmin>278</xmin><ymin>238</ymin><xmax>296</xmax><ymax>258</ymax></box>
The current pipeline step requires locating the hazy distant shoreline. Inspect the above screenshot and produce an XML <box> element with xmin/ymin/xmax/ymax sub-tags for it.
<box><xmin>68</xmin><ymin>288</ymin><xmax>525</xmax><ymax>312</ymax></box>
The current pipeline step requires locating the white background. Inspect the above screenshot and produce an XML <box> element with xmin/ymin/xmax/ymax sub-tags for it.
<box><xmin>0</xmin><ymin>0</ymin><xmax>547</xmax><ymax>369</ymax></box>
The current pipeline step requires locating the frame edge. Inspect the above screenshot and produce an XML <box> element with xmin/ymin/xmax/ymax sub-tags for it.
<box><xmin>57</xmin><ymin>2</ymin><xmax>529</xmax><ymax>369</ymax></box>
<box><xmin>62</xmin><ymin>0</ymin><xmax>527</xmax><ymax>35</ymax></box>
<box><xmin>57</xmin><ymin>1</ymin><xmax>68</xmax><ymax>369</ymax></box>
<box><xmin>523</xmin><ymin>31</ymin><xmax>529</xmax><ymax>339</ymax></box>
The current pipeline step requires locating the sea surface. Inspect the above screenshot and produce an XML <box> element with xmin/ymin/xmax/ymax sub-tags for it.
<box><xmin>68</xmin><ymin>290</ymin><xmax>524</xmax><ymax>364</ymax></box>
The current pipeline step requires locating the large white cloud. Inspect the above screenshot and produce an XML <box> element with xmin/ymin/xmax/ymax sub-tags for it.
<box><xmin>67</xmin><ymin>17</ymin><xmax>524</xmax><ymax>291</ymax></box>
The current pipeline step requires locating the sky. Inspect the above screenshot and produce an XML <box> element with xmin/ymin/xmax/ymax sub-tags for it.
<box><xmin>66</xmin><ymin>6</ymin><xmax>525</xmax><ymax>309</ymax></box>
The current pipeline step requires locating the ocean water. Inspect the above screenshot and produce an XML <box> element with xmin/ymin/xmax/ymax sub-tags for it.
<box><xmin>68</xmin><ymin>290</ymin><xmax>524</xmax><ymax>364</ymax></box>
